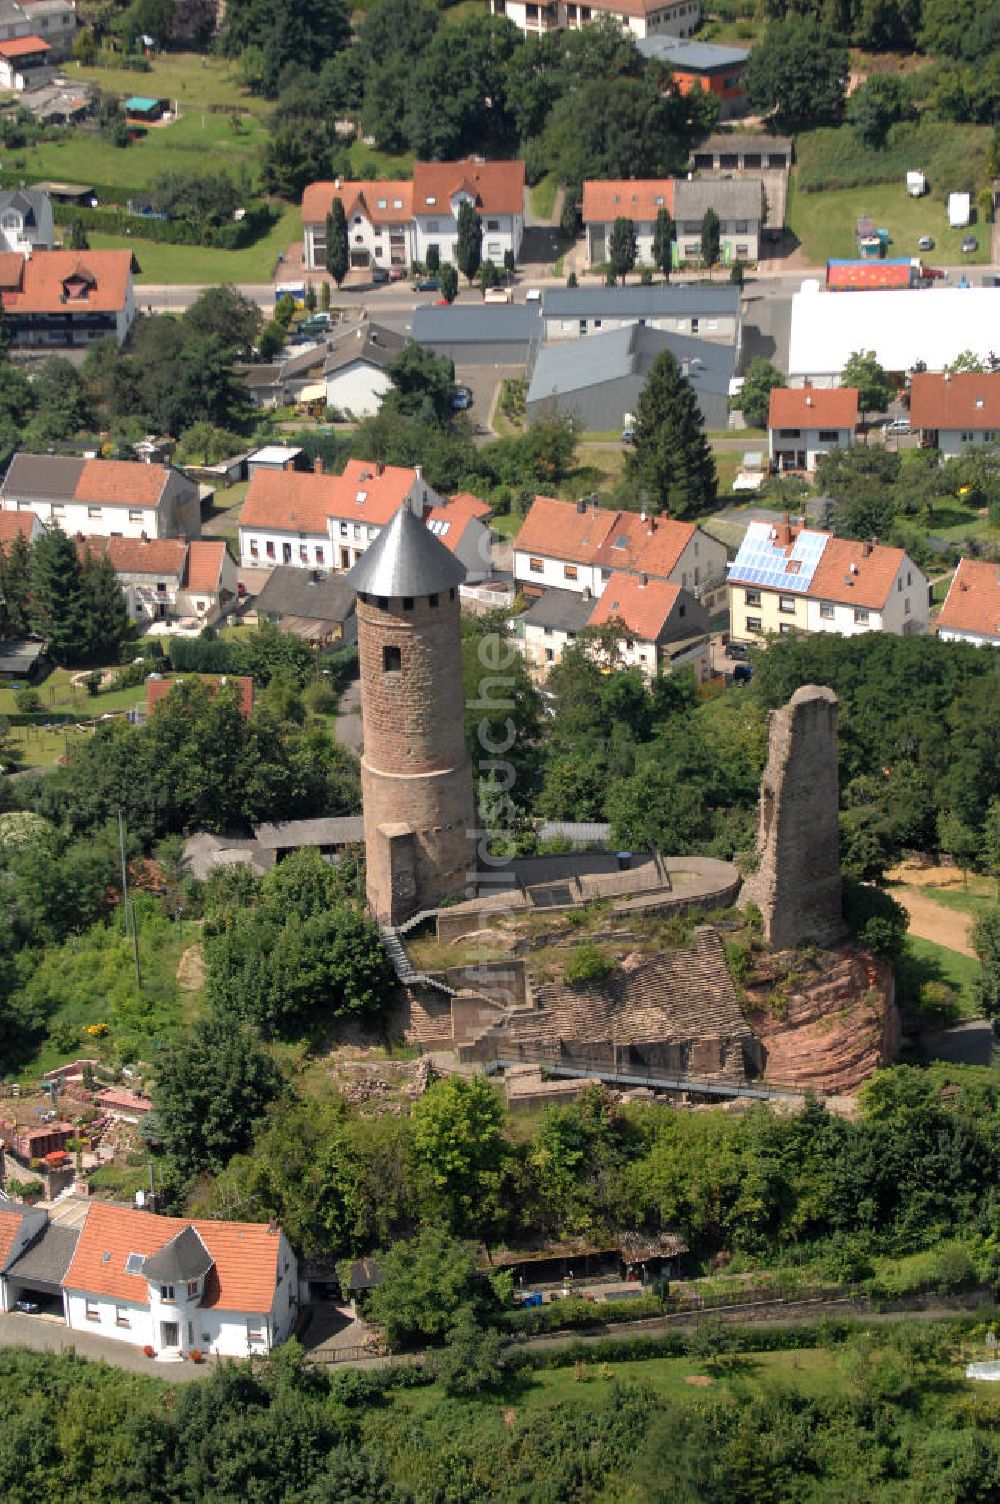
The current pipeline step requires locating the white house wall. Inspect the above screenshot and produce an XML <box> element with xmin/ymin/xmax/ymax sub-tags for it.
<box><xmin>326</xmin><ymin>362</ymin><xmax>394</xmax><ymax>418</ymax></box>
<box><xmin>3</xmin><ymin>499</ymin><xmax>163</xmax><ymax>538</ymax></box>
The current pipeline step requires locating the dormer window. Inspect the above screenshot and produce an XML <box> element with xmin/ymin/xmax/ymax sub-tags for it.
<box><xmin>425</xmin><ymin>195</ymin><xmax>436</xmax><ymax>206</ymax></box>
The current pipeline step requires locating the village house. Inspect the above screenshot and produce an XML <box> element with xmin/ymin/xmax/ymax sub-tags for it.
<box><xmin>487</xmin><ymin>0</ymin><xmax>700</xmax><ymax>41</ymax></box>
<box><xmin>1</xmin><ymin>455</ymin><xmax>201</xmax><ymax>540</ymax></box>
<box><xmin>0</xmin><ymin>0</ymin><xmax>76</xmax><ymax>59</ymax></box>
<box><xmin>513</xmin><ymin>494</ymin><xmax>727</xmax><ymax>603</ymax></box>
<box><xmin>728</xmin><ymin>519</ymin><xmax>929</xmax><ymax>644</ymax></box>
<box><xmin>321</xmin><ymin>321</ymin><xmax>407</xmax><ymax>417</ymax></box>
<box><xmin>0</xmin><ymin>247</ymin><xmax>137</xmax><ymax>347</ymax></box>
<box><xmin>671</xmin><ymin>177</ymin><xmax>762</xmax><ymax>264</ymax></box>
<box><xmin>301</xmin><ymin>160</ymin><xmax>525</xmax><ymax>274</ymax></box>
<box><xmin>581</xmin><ymin>179</ymin><xmax>674</xmax><ymax>266</ymax></box>
<box><xmin>935</xmin><ymin>558</ymin><xmax>1000</xmax><ymax>648</ymax></box>
<box><xmin>0</xmin><ymin>507</ymin><xmax>44</xmax><ymax>547</ymax></box>
<box><xmin>0</xmin><ymin>32</ymin><xmax>50</xmax><ymax>89</ymax></box>
<box><xmin>518</xmin><ymin>571</ymin><xmax>709</xmax><ymax>680</ymax></box>
<box><xmin>239</xmin><ymin>459</ymin><xmax>492</xmax><ymax>580</ymax></box>
<box><xmin>908</xmin><ymin>370</ymin><xmax>1000</xmax><ymax>457</ymax></box>
<box><xmin>0</xmin><ymin>1199</ymin><xmax>299</xmax><ymax>1357</ymax></box>
<box><xmin>768</xmin><ymin>386</ymin><xmax>858</xmax><ymax>472</ymax></box>
<box><xmin>0</xmin><ymin>187</ymin><xmax>53</xmax><ymax>253</ymax></box>
<box><xmin>78</xmin><ymin>536</ymin><xmax>235</xmax><ymax>624</ymax></box>
<box><xmin>638</xmin><ymin>36</ymin><xmax>749</xmax><ymax>118</ymax></box>
<box><xmin>541</xmin><ymin>285</ymin><xmax>741</xmax><ymax>349</ymax></box>
<box><xmin>254</xmin><ymin>565</ymin><xmax>358</xmax><ymax>647</ymax></box>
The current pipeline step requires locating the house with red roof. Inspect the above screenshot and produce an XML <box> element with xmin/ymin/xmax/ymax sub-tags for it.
<box><xmin>582</xmin><ymin>179</ymin><xmax>675</xmax><ymax>266</ymax></box>
<box><xmin>78</xmin><ymin>535</ymin><xmax>236</xmax><ymax>625</ymax></box>
<box><xmin>0</xmin><ymin>32</ymin><xmax>50</xmax><ymax>89</ymax></box>
<box><xmin>936</xmin><ymin>558</ymin><xmax>1000</xmax><ymax>648</ymax></box>
<box><xmin>486</xmin><ymin>0</ymin><xmax>699</xmax><ymax>43</ymax></box>
<box><xmin>238</xmin><ymin>459</ymin><xmax>492</xmax><ymax>580</ymax></box>
<box><xmin>1</xmin><ymin>454</ymin><xmax>200</xmax><ymax>539</ymax></box>
<box><xmin>301</xmin><ymin>159</ymin><xmax>525</xmax><ymax>274</ymax></box>
<box><xmin>0</xmin><ymin>248</ymin><xmax>137</xmax><ymax>347</ymax></box>
<box><xmin>513</xmin><ymin>494</ymin><xmax>726</xmax><ymax>602</ymax></box>
<box><xmin>768</xmin><ymin>386</ymin><xmax>859</xmax><ymax>472</ymax></box>
<box><xmin>908</xmin><ymin>371</ymin><xmax>1000</xmax><ymax>459</ymax></box>
<box><xmin>727</xmin><ymin>518</ymin><xmax>928</xmax><ymax>644</ymax></box>
<box><xmin>0</xmin><ymin>507</ymin><xmax>43</xmax><ymax>548</ymax></box>
<box><xmin>10</xmin><ymin>1199</ymin><xmax>298</xmax><ymax>1358</ymax></box>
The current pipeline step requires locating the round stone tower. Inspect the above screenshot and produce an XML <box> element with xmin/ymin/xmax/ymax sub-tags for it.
<box><xmin>346</xmin><ymin>504</ymin><xmax>475</xmax><ymax>925</ymax></box>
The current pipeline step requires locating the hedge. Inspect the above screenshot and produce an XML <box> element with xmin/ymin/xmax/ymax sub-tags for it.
<box><xmin>51</xmin><ymin>201</ymin><xmax>278</xmax><ymax>250</ymax></box>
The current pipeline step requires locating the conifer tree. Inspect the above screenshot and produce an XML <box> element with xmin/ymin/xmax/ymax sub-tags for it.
<box><xmin>626</xmin><ymin>350</ymin><xmax>717</xmax><ymax>519</ymax></box>
<box><xmin>325</xmin><ymin>197</ymin><xmax>349</xmax><ymax>288</ymax></box>
<box><xmin>608</xmin><ymin>217</ymin><xmax>637</xmax><ymax>284</ymax></box>
<box><xmin>652</xmin><ymin>207</ymin><xmax>673</xmax><ymax>280</ymax></box>
<box><xmin>79</xmin><ymin>551</ymin><xmax>131</xmax><ymax>662</ymax></box>
<box><xmin>29</xmin><ymin>527</ymin><xmax>83</xmax><ymax>665</ymax></box>
<box><xmin>0</xmin><ymin>530</ymin><xmax>31</xmax><ymax>637</ymax></box>
<box><xmin>456</xmin><ymin>201</ymin><xmax>482</xmax><ymax>285</ymax></box>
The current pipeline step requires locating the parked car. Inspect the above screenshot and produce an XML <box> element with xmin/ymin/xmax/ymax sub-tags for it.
<box><xmin>724</xmin><ymin>640</ymin><xmax>750</xmax><ymax>660</ymax></box>
<box><xmin>732</xmin><ymin>663</ymin><xmax>753</xmax><ymax>685</ymax></box>
<box><xmin>451</xmin><ymin>386</ymin><xmax>473</xmax><ymax>411</ymax></box>
<box><xmin>621</xmin><ymin>425</ymin><xmax>636</xmax><ymax>444</ymax></box>
<box><xmin>484</xmin><ymin>286</ymin><xmax>511</xmax><ymax>304</ymax></box>
<box><xmin>14</xmin><ymin>1299</ymin><xmax>40</xmax><ymax>1314</ymax></box>
<box><xmin>962</xmin><ymin>236</ymin><xmax>978</xmax><ymax>254</ymax></box>
<box><xmin>371</xmin><ymin>267</ymin><xmax>389</xmax><ymax>284</ymax></box>
<box><xmin>413</xmin><ymin>276</ymin><xmax>440</xmax><ymax>292</ymax></box>
<box><xmin>917</xmin><ymin>235</ymin><xmax>934</xmax><ymax>251</ymax></box>
<box><xmin>524</xmin><ymin>288</ymin><xmax>541</xmax><ymax>302</ymax></box>
<box><xmin>882</xmin><ymin>417</ymin><xmax>911</xmax><ymax>435</ymax></box>
<box><xmin>388</xmin><ymin>266</ymin><xmax>405</xmax><ymax>281</ymax></box>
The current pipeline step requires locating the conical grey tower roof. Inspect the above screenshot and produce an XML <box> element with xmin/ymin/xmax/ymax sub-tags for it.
<box><xmin>346</xmin><ymin>502</ymin><xmax>467</xmax><ymax>597</ymax></box>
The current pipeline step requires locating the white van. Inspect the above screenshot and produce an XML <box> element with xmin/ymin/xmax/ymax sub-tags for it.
<box><xmin>484</xmin><ymin>286</ymin><xmax>512</xmax><ymax>304</ymax></box>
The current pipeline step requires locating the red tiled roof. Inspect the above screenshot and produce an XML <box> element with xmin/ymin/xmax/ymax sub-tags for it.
<box><xmin>2</xmin><ymin>250</ymin><xmax>133</xmax><ymax>316</ymax></box>
<box><xmin>594</xmin><ymin>510</ymin><xmax>696</xmax><ymax>580</ymax></box>
<box><xmin>909</xmin><ymin>371</ymin><xmax>1000</xmax><ymax>432</ymax></box>
<box><xmin>62</xmin><ymin>1200</ymin><xmax>284</xmax><ymax>1312</ymax></box>
<box><xmin>582</xmin><ymin>179</ymin><xmax>675</xmax><ymax>224</ymax></box>
<box><xmin>301</xmin><ymin>180</ymin><xmax>413</xmax><ymax>226</ymax></box>
<box><xmin>240</xmin><ymin>461</ymin><xmax>418</xmax><ymax>534</ymax></box>
<box><xmin>450</xmin><ymin>491</ymin><xmax>493</xmax><ymax>519</ymax></box>
<box><xmin>94</xmin><ymin>1089</ymin><xmax>151</xmax><ymax>1114</ymax></box>
<box><xmin>0</xmin><ymin>510</ymin><xmax>39</xmax><ymax>544</ymax></box>
<box><xmin>936</xmin><ymin>557</ymin><xmax>1000</xmax><ymax>639</ymax></box>
<box><xmin>80</xmin><ymin>535</ymin><xmax>186</xmax><ymax>577</ymax></box>
<box><xmin>588</xmin><ymin>571</ymin><xmax>683</xmax><ymax>640</ymax></box>
<box><xmin>412</xmin><ymin>160</ymin><xmax>525</xmax><ymax>217</ymax></box>
<box><xmin>0</xmin><ymin>34</ymin><xmax>49</xmax><ymax>57</ymax></box>
<box><xmin>147</xmin><ymin>674</ymin><xmax>254</xmax><ymax>719</ymax></box>
<box><xmin>0</xmin><ymin>253</ymin><xmax>24</xmax><ymax>290</ymax></box>
<box><xmin>184</xmin><ymin>540</ymin><xmax>227</xmax><ymax>593</ymax></box>
<box><xmin>769</xmin><ymin>387</ymin><xmax>859</xmax><ymax>429</ymax></box>
<box><xmin>515</xmin><ymin>496</ymin><xmax>618</xmax><ymax>564</ymax></box>
<box><xmin>808</xmin><ymin>535</ymin><xmax>906</xmax><ymax>610</ymax></box>
<box><xmin>74</xmin><ymin>459</ymin><xmax>169</xmax><ymax>508</ymax></box>
<box><xmin>0</xmin><ymin>1210</ymin><xmax>26</xmax><ymax>1269</ymax></box>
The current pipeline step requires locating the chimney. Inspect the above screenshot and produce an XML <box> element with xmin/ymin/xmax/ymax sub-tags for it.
<box><xmin>413</xmin><ymin>464</ymin><xmax>420</xmax><ymax>482</ymax></box>
<box><xmin>805</xmin><ymin>394</ymin><xmax>813</xmax><ymax>407</ymax></box>
<box><xmin>334</xmin><ymin>177</ymin><xmax>340</xmax><ymax>191</ymax></box>
<box><xmin>639</xmin><ymin>509</ymin><xmax>647</xmax><ymax>522</ymax></box>
<box><xmin>376</xmin><ymin>461</ymin><xmax>385</xmax><ymax>477</ymax></box>
<box><xmin>313</xmin><ymin>457</ymin><xmax>323</xmax><ymax>475</ymax></box>
<box><xmin>140</xmin><ymin>530</ymin><xmax>147</xmax><ymax>543</ymax></box>
<box><xmin>583</xmin><ymin>586</ymin><xmax>592</xmax><ymax>600</ymax></box>
<box><xmin>283</xmin><ymin>457</ymin><xmax>295</xmax><ymax>471</ymax></box>
<box><xmin>944</xmin><ymin>370</ymin><xmax>951</xmax><ymax>382</ymax></box>
<box><xmin>862</xmin><ymin>541</ymin><xmax>873</xmax><ymax>557</ymax></box>
<box><xmin>648</xmin><ymin>517</ymin><xmax>656</xmax><ymax>533</ymax></box>
<box><xmin>639</xmin><ymin>572</ymin><xmax>648</xmax><ymax>587</ymax></box>
<box><xmin>577</xmin><ymin>499</ymin><xmax>587</xmax><ymax>514</ymax></box>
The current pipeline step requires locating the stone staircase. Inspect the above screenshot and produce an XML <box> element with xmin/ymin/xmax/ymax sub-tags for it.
<box><xmin>380</xmin><ymin>924</ymin><xmax>457</xmax><ymax>997</ymax></box>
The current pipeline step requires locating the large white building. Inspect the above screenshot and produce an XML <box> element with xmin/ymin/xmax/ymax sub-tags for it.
<box><xmin>1</xmin><ymin>454</ymin><xmax>201</xmax><ymax>540</ymax></box>
<box><xmin>788</xmin><ymin>284</ymin><xmax>1000</xmax><ymax>387</ymax></box>
<box><xmin>487</xmin><ymin>0</ymin><xmax>700</xmax><ymax>41</ymax></box>
<box><xmin>302</xmin><ymin>160</ymin><xmax>525</xmax><ymax>274</ymax></box>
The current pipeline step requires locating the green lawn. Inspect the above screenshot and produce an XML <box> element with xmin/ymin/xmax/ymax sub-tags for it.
<box><xmin>91</xmin><ymin>203</ymin><xmax>299</xmax><ymax>284</ymax></box>
<box><xmin>788</xmin><ymin>177</ymin><xmax>991</xmax><ymax>267</ymax></box>
<box><xmin>902</xmin><ymin>935</ymin><xmax>982</xmax><ymax>1018</ymax></box>
<box><xmin>490</xmin><ymin>512</ymin><xmax>521</xmax><ymax>540</ymax></box>
<box><xmin>70</xmin><ymin>53</ymin><xmax>273</xmax><ymax>116</ymax></box>
<box><xmin>529</xmin><ymin>173</ymin><xmax>559</xmax><ymax>222</ymax></box>
<box><xmin>920</xmin><ymin>881</ymin><xmax>997</xmax><ymax>920</ymax></box>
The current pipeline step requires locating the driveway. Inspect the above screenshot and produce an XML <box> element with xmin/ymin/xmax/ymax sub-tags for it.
<box><xmin>334</xmin><ymin>679</ymin><xmax>362</xmax><ymax>756</ymax></box>
<box><xmin>0</xmin><ymin>1311</ymin><xmax>210</xmax><ymax>1381</ymax></box>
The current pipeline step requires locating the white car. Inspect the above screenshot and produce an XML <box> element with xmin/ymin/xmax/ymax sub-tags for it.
<box><xmin>524</xmin><ymin>288</ymin><xmax>541</xmax><ymax>302</ymax></box>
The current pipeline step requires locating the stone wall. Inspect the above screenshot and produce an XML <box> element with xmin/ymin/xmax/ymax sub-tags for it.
<box><xmin>742</xmin><ymin>684</ymin><xmax>843</xmax><ymax>950</ymax></box>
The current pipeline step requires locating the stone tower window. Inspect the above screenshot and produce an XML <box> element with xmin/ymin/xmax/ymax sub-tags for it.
<box><xmin>429</xmin><ymin>593</ymin><xmax>439</xmax><ymax>607</ymax></box>
<box><xmin>402</xmin><ymin>597</ymin><xmax>414</xmax><ymax>611</ymax></box>
<box><xmin>383</xmin><ymin>645</ymin><xmax>401</xmax><ymax>672</ymax></box>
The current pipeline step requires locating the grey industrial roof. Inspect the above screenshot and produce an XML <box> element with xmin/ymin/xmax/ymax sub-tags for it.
<box><xmin>142</xmin><ymin>1226</ymin><xmax>214</xmax><ymax>1285</ymax></box>
<box><xmin>347</xmin><ymin>501</ymin><xmax>466</xmax><ymax>597</ymax></box>
<box><xmin>527</xmin><ymin>324</ymin><xmax>734</xmax><ymax>406</ymax></box>
<box><xmin>521</xmin><ymin>588</ymin><xmax>594</xmax><ymax>633</ymax></box>
<box><xmin>638</xmin><ymin>37</ymin><xmax>749</xmax><ymax>68</ymax></box>
<box><xmin>255</xmin><ymin>565</ymin><xmax>357</xmax><ymax>623</ymax></box>
<box><xmin>324</xmin><ymin>322</ymin><xmax>406</xmax><ymax>376</ymax></box>
<box><xmin>2</xmin><ymin>453</ymin><xmax>84</xmax><ymax>500</ymax></box>
<box><xmin>673</xmin><ymin>178</ymin><xmax>763</xmax><ymax>220</ymax></box>
<box><xmin>254</xmin><ymin>816</ymin><xmax>365</xmax><ymax>850</ymax></box>
<box><xmin>543</xmin><ymin>285</ymin><xmax>740</xmax><ymax>319</ymax></box>
<box><xmin>412</xmin><ymin>303</ymin><xmax>542</xmax><ymax>345</ymax></box>
<box><xmin>6</xmin><ymin>1222</ymin><xmax>80</xmax><ymax>1286</ymax></box>
<box><xmin>692</xmin><ymin>132</ymin><xmax>792</xmax><ymax>156</ymax></box>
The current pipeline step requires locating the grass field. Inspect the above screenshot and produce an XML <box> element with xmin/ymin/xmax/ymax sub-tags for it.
<box><xmin>788</xmin><ymin>176</ymin><xmax>991</xmax><ymax>267</ymax></box>
<box><xmin>529</xmin><ymin>173</ymin><xmax>559</xmax><ymax>222</ymax></box>
<box><xmin>490</xmin><ymin>511</ymin><xmax>521</xmax><ymax>539</ymax></box>
<box><xmin>90</xmin><ymin>203</ymin><xmax>299</xmax><ymax>284</ymax></box>
<box><xmin>902</xmin><ymin>935</ymin><xmax>982</xmax><ymax>1018</ymax></box>
<box><xmin>71</xmin><ymin>54</ymin><xmax>272</xmax><ymax>116</ymax></box>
